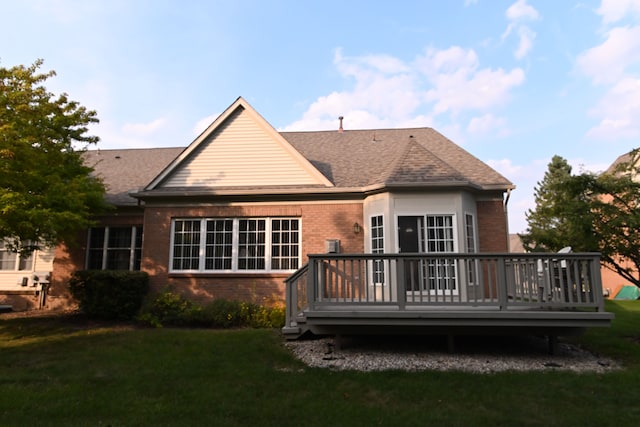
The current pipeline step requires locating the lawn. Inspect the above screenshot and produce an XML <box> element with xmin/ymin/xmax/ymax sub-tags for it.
<box><xmin>1</xmin><ymin>300</ymin><xmax>639</xmax><ymax>427</ymax></box>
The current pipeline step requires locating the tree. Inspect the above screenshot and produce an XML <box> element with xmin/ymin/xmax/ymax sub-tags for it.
<box><xmin>0</xmin><ymin>60</ymin><xmax>106</xmax><ymax>254</ymax></box>
<box><xmin>522</xmin><ymin>152</ymin><xmax>640</xmax><ymax>288</ymax></box>
<box><xmin>588</xmin><ymin>150</ymin><xmax>640</xmax><ymax>287</ymax></box>
<box><xmin>521</xmin><ymin>155</ymin><xmax>597</xmax><ymax>253</ymax></box>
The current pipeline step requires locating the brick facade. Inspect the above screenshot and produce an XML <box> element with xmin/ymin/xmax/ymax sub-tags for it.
<box><xmin>476</xmin><ymin>199</ymin><xmax>509</xmax><ymax>252</ymax></box>
<box><xmin>141</xmin><ymin>203</ymin><xmax>364</xmax><ymax>306</ymax></box>
<box><xmin>46</xmin><ymin>212</ymin><xmax>144</xmax><ymax>310</ymax></box>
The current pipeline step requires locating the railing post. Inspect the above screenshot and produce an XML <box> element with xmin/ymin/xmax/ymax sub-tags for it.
<box><xmin>397</xmin><ymin>257</ymin><xmax>406</xmax><ymax>310</ymax></box>
<box><xmin>496</xmin><ymin>257</ymin><xmax>508</xmax><ymax>310</ymax></box>
<box><xmin>590</xmin><ymin>254</ymin><xmax>605</xmax><ymax>311</ymax></box>
<box><xmin>285</xmin><ymin>279</ymin><xmax>297</xmax><ymax>327</ymax></box>
<box><xmin>307</xmin><ymin>257</ymin><xmax>317</xmax><ymax>310</ymax></box>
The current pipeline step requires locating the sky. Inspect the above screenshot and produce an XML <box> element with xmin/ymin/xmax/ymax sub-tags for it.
<box><xmin>2</xmin><ymin>0</ymin><xmax>640</xmax><ymax>234</ymax></box>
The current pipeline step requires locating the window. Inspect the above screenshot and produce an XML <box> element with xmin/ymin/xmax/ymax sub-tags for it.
<box><xmin>271</xmin><ymin>219</ymin><xmax>299</xmax><ymax>270</ymax></box>
<box><xmin>87</xmin><ymin>226</ymin><xmax>143</xmax><ymax>270</ymax></box>
<box><xmin>425</xmin><ymin>215</ymin><xmax>456</xmax><ymax>292</ymax></box>
<box><xmin>399</xmin><ymin>215</ymin><xmax>457</xmax><ymax>293</ymax></box>
<box><xmin>171</xmin><ymin>218</ymin><xmax>301</xmax><ymax>272</ymax></box>
<box><xmin>205</xmin><ymin>219</ymin><xmax>233</xmax><ymax>270</ymax></box>
<box><xmin>370</xmin><ymin>215</ymin><xmax>385</xmax><ymax>283</ymax></box>
<box><xmin>0</xmin><ymin>241</ymin><xmax>33</xmax><ymax>271</ymax></box>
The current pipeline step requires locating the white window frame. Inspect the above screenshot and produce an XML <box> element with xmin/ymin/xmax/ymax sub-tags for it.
<box><xmin>170</xmin><ymin>217</ymin><xmax>301</xmax><ymax>273</ymax></box>
<box><xmin>87</xmin><ymin>226</ymin><xmax>142</xmax><ymax>271</ymax></box>
<box><xmin>464</xmin><ymin>212</ymin><xmax>479</xmax><ymax>286</ymax></box>
<box><xmin>396</xmin><ymin>213</ymin><xmax>459</xmax><ymax>294</ymax></box>
<box><xmin>0</xmin><ymin>241</ymin><xmax>34</xmax><ymax>271</ymax></box>
<box><xmin>370</xmin><ymin>214</ymin><xmax>385</xmax><ymax>285</ymax></box>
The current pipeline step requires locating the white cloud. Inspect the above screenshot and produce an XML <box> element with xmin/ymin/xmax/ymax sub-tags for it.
<box><xmin>418</xmin><ymin>47</ymin><xmax>525</xmax><ymax>115</ymax></box>
<box><xmin>597</xmin><ymin>0</ymin><xmax>640</xmax><ymax>24</ymax></box>
<box><xmin>487</xmin><ymin>158</ymin><xmax>523</xmax><ymax>178</ymax></box>
<box><xmin>282</xmin><ymin>46</ymin><xmax>524</xmax><ymax>133</ymax></box>
<box><xmin>506</xmin><ymin>0</ymin><xmax>540</xmax><ymax>21</ymax></box>
<box><xmin>514</xmin><ymin>26</ymin><xmax>536</xmax><ymax>59</ymax></box>
<box><xmin>193</xmin><ymin>113</ymin><xmax>218</xmax><ymax>136</ymax></box>
<box><xmin>467</xmin><ymin>114</ymin><xmax>508</xmax><ymax>135</ymax></box>
<box><xmin>502</xmin><ymin>0</ymin><xmax>540</xmax><ymax>59</ymax></box>
<box><xmin>586</xmin><ymin>77</ymin><xmax>640</xmax><ymax>139</ymax></box>
<box><xmin>578</xmin><ymin>3</ymin><xmax>640</xmax><ymax>140</ymax></box>
<box><xmin>122</xmin><ymin>117</ymin><xmax>167</xmax><ymax>136</ymax></box>
<box><xmin>576</xmin><ymin>25</ymin><xmax>640</xmax><ymax>85</ymax></box>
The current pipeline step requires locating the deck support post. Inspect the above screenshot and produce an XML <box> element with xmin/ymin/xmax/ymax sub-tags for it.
<box><xmin>447</xmin><ymin>334</ymin><xmax>456</xmax><ymax>353</ymax></box>
<box><xmin>547</xmin><ymin>335</ymin><xmax>559</xmax><ymax>355</ymax></box>
<box><xmin>335</xmin><ymin>334</ymin><xmax>344</xmax><ymax>351</ymax></box>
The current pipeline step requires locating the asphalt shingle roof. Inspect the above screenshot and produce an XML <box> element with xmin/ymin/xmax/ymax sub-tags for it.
<box><xmin>281</xmin><ymin>127</ymin><xmax>512</xmax><ymax>189</ymax></box>
<box><xmin>84</xmin><ymin>147</ymin><xmax>184</xmax><ymax>205</ymax></box>
<box><xmin>86</xmin><ymin>127</ymin><xmax>513</xmax><ymax>206</ymax></box>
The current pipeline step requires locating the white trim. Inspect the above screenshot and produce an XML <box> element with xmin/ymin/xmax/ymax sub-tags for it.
<box><xmin>169</xmin><ymin>217</ymin><xmax>302</xmax><ymax>274</ymax></box>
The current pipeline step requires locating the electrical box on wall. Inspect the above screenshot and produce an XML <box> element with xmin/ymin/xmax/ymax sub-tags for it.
<box><xmin>325</xmin><ymin>239</ymin><xmax>340</xmax><ymax>253</ymax></box>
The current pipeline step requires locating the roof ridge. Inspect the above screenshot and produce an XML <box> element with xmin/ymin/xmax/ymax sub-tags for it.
<box><xmin>378</xmin><ymin>138</ymin><xmax>413</xmax><ymax>184</ymax></box>
<box><xmin>280</xmin><ymin>126</ymin><xmax>434</xmax><ymax>135</ymax></box>
<box><xmin>383</xmin><ymin>138</ymin><xmax>465</xmax><ymax>184</ymax></box>
<box><xmin>88</xmin><ymin>146</ymin><xmax>185</xmax><ymax>153</ymax></box>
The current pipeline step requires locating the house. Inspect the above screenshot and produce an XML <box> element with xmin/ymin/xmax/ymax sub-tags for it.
<box><xmin>599</xmin><ymin>150</ymin><xmax>640</xmax><ymax>298</ymax></box>
<box><xmin>0</xmin><ymin>97</ymin><xmax>613</xmax><ymax>344</ymax></box>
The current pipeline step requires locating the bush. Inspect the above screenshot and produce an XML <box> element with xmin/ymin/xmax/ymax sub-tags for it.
<box><xmin>69</xmin><ymin>270</ymin><xmax>149</xmax><ymax>320</ymax></box>
<box><xmin>137</xmin><ymin>292</ymin><xmax>286</xmax><ymax>329</ymax></box>
<box><xmin>137</xmin><ymin>290</ymin><xmax>201</xmax><ymax>328</ymax></box>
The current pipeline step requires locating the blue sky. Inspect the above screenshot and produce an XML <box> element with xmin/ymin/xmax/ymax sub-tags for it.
<box><xmin>2</xmin><ymin>0</ymin><xmax>640</xmax><ymax>234</ymax></box>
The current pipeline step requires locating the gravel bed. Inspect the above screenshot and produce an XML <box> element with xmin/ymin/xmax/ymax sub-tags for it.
<box><xmin>285</xmin><ymin>335</ymin><xmax>619</xmax><ymax>373</ymax></box>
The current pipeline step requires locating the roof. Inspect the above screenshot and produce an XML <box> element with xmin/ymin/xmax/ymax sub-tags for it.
<box><xmin>86</xmin><ymin>98</ymin><xmax>513</xmax><ymax>206</ymax></box>
<box><xmin>281</xmin><ymin>127</ymin><xmax>512</xmax><ymax>190</ymax></box>
<box><xmin>84</xmin><ymin>147</ymin><xmax>184</xmax><ymax>205</ymax></box>
<box><xmin>509</xmin><ymin>234</ymin><xmax>526</xmax><ymax>253</ymax></box>
<box><xmin>606</xmin><ymin>149</ymin><xmax>639</xmax><ymax>175</ymax></box>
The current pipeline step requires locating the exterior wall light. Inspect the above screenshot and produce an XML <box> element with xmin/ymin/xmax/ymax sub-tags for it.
<box><xmin>353</xmin><ymin>222</ymin><xmax>361</xmax><ymax>234</ymax></box>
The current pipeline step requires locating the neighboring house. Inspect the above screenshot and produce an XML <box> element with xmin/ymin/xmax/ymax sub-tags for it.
<box><xmin>599</xmin><ymin>150</ymin><xmax>640</xmax><ymax>298</ymax></box>
<box><xmin>1</xmin><ymin>97</ymin><xmax>612</xmax><ymax>340</ymax></box>
<box><xmin>509</xmin><ymin>234</ymin><xmax>526</xmax><ymax>253</ymax></box>
<box><xmin>0</xmin><ymin>244</ymin><xmax>53</xmax><ymax>310</ymax></box>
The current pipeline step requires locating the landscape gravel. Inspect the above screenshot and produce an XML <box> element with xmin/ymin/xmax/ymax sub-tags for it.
<box><xmin>285</xmin><ymin>335</ymin><xmax>619</xmax><ymax>373</ymax></box>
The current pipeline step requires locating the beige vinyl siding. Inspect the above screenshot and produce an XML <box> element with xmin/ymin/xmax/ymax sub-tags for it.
<box><xmin>0</xmin><ymin>247</ymin><xmax>54</xmax><ymax>291</ymax></box>
<box><xmin>162</xmin><ymin>108</ymin><xmax>325</xmax><ymax>188</ymax></box>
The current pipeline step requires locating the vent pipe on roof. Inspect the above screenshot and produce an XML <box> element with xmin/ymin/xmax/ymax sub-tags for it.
<box><xmin>338</xmin><ymin>116</ymin><xmax>344</xmax><ymax>133</ymax></box>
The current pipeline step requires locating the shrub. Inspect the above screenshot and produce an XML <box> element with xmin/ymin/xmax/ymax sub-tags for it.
<box><xmin>69</xmin><ymin>270</ymin><xmax>149</xmax><ymax>320</ymax></box>
<box><xmin>137</xmin><ymin>292</ymin><xmax>286</xmax><ymax>329</ymax></box>
<box><xmin>137</xmin><ymin>290</ymin><xmax>201</xmax><ymax>328</ymax></box>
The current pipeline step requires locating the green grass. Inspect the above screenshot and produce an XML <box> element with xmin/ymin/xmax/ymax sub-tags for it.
<box><xmin>1</xmin><ymin>300</ymin><xmax>639</xmax><ymax>426</ymax></box>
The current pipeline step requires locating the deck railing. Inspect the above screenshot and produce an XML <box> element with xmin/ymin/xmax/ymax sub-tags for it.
<box><xmin>285</xmin><ymin>253</ymin><xmax>606</xmax><ymax>329</ymax></box>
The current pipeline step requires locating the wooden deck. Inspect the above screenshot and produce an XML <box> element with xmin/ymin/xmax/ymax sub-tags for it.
<box><xmin>282</xmin><ymin>253</ymin><xmax>614</xmax><ymax>340</ymax></box>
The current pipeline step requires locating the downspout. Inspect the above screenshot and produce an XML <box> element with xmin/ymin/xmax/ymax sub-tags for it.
<box><xmin>504</xmin><ymin>188</ymin><xmax>512</xmax><ymax>252</ymax></box>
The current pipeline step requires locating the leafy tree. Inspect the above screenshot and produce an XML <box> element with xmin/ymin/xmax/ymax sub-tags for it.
<box><xmin>588</xmin><ymin>150</ymin><xmax>640</xmax><ymax>287</ymax></box>
<box><xmin>521</xmin><ymin>155</ymin><xmax>597</xmax><ymax>253</ymax></box>
<box><xmin>522</xmin><ymin>152</ymin><xmax>640</xmax><ymax>288</ymax></box>
<box><xmin>0</xmin><ymin>60</ymin><xmax>106</xmax><ymax>254</ymax></box>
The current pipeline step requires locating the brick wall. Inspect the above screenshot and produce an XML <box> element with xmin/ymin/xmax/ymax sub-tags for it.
<box><xmin>141</xmin><ymin>203</ymin><xmax>364</xmax><ymax>306</ymax></box>
<box><xmin>476</xmin><ymin>199</ymin><xmax>509</xmax><ymax>252</ymax></box>
<box><xmin>48</xmin><ymin>212</ymin><xmax>144</xmax><ymax>310</ymax></box>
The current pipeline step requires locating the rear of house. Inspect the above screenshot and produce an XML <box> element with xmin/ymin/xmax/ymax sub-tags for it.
<box><xmin>1</xmin><ymin>97</ymin><xmax>567</xmax><ymax>318</ymax></box>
